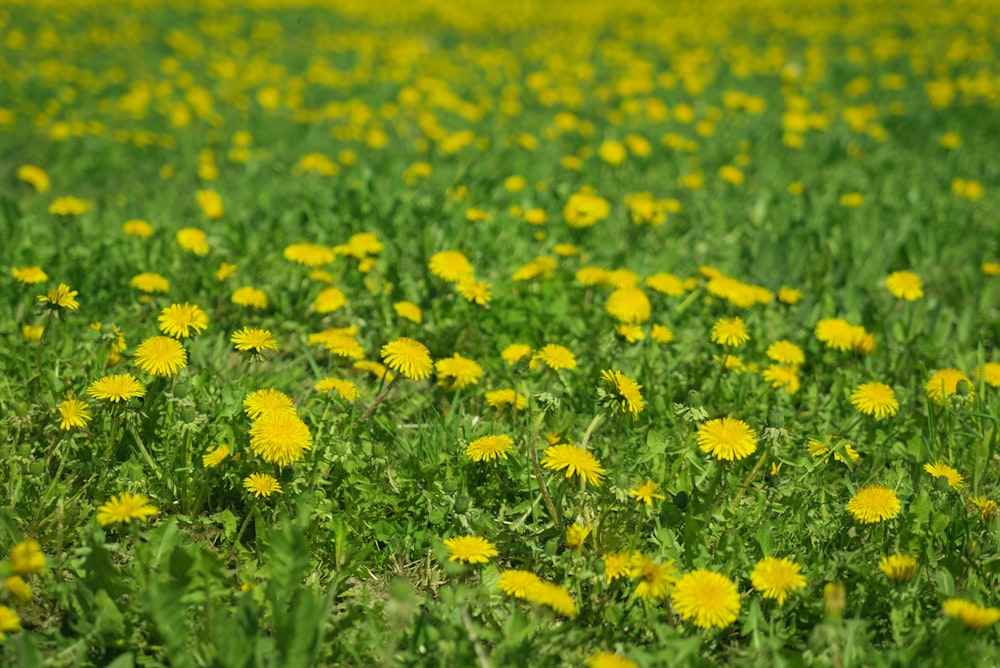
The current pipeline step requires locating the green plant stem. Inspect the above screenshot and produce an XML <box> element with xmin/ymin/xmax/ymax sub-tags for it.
<box><xmin>526</xmin><ymin>411</ymin><xmax>560</xmax><ymax>528</ymax></box>
<box><xmin>732</xmin><ymin>442</ymin><xmax>772</xmax><ymax>508</ymax></box>
<box><xmin>360</xmin><ymin>375</ymin><xmax>399</xmax><ymax>422</ymax></box>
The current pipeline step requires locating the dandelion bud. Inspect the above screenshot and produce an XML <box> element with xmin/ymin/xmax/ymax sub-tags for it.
<box><xmin>767</xmin><ymin>408</ymin><xmax>784</xmax><ymax>429</ymax></box>
<box><xmin>173</xmin><ymin>382</ymin><xmax>190</xmax><ymax>399</ymax></box>
<box><xmin>454</xmin><ymin>495</ymin><xmax>470</xmax><ymax>513</ymax></box>
<box><xmin>15</xmin><ymin>402</ymin><xmax>28</xmax><ymax>418</ymax></box>
<box><xmin>824</xmin><ymin>582</ymin><xmax>846</xmax><ymax>617</ymax></box>
<box><xmin>180</xmin><ymin>406</ymin><xmax>197</xmax><ymax>423</ymax></box>
<box><xmin>687</xmin><ymin>390</ymin><xmax>703</xmax><ymax>408</ymax></box>
<box><xmin>956</xmin><ymin>379</ymin><xmax>971</xmax><ymax>397</ymax></box>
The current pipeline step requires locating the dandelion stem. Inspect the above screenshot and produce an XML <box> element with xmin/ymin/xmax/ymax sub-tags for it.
<box><xmin>580</xmin><ymin>413</ymin><xmax>604</xmax><ymax>451</ymax></box>
<box><xmin>732</xmin><ymin>443</ymin><xmax>771</xmax><ymax>508</ymax></box>
<box><xmin>360</xmin><ymin>375</ymin><xmax>399</xmax><ymax>422</ymax></box>
<box><xmin>526</xmin><ymin>411</ymin><xmax>560</xmax><ymax>528</ymax></box>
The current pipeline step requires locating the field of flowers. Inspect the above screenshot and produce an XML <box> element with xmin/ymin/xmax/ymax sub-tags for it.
<box><xmin>2</xmin><ymin>0</ymin><xmax>1000</xmax><ymax>665</ymax></box>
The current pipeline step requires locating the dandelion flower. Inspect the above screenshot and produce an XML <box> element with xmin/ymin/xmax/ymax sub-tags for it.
<box><xmin>313</xmin><ymin>287</ymin><xmax>346</xmax><ymax>313</ymax></box>
<box><xmin>605</xmin><ymin>287</ymin><xmax>652</xmax><ymax>324</ymax></box>
<box><xmin>815</xmin><ymin>318</ymin><xmax>855</xmax><ymax>352</ymax></box>
<box><xmin>17</xmin><ymin>164</ymin><xmax>50</xmax><ymax>192</ymax></box>
<box><xmin>9</xmin><ymin>540</ymin><xmax>46</xmax><ymax>576</ymax></box>
<box><xmin>196</xmin><ymin>189</ymin><xmax>224</xmax><ymax>218</ymax></box>
<box><xmin>216</xmin><ymin>263</ymin><xmax>237</xmax><ymax>281</ymax></box>
<box><xmin>122</xmin><ymin>220</ymin><xmax>153</xmax><ymax>239</ymax></box>
<box><xmin>131</xmin><ymin>272</ymin><xmax>170</xmax><ymax>294</ymax></box>
<box><xmin>22</xmin><ymin>324</ymin><xmax>43</xmax><ymax>341</ymax></box>
<box><xmin>0</xmin><ymin>605</ymin><xmax>22</xmax><ymax>638</ymax></box>
<box><xmin>534</xmin><ymin>343</ymin><xmax>577</xmax><ymax>371</ymax></box>
<box><xmin>134</xmin><ymin>336</ymin><xmax>187</xmax><ymax>377</ymax></box>
<box><xmin>645</xmin><ymin>273</ymin><xmax>686</xmax><ymax>296</ymax></box>
<box><xmin>310</xmin><ymin>330</ymin><xmax>363</xmax><ymax>359</ymax></box>
<box><xmin>974</xmin><ymin>362</ymin><xmax>1000</xmax><ymax>388</ymax></box>
<box><xmin>846</xmin><ymin>485</ymin><xmax>901</xmax><ymax>523</ymax></box>
<box><xmin>925</xmin><ymin>368</ymin><xmax>972</xmax><ymax>404</ymax></box>
<box><xmin>778</xmin><ymin>286</ymin><xmax>803</xmax><ymax>304</ymax></box>
<box><xmin>886</xmin><ymin>271</ymin><xmax>924</xmax><ymax>301</ymax></box>
<box><xmin>231</xmin><ymin>286</ymin><xmax>268</xmax><ymax>309</ymax></box>
<box><xmin>314</xmin><ymin>378</ymin><xmax>359</xmax><ymax>401</ymax></box>
<box><xmin>232</xmin><ymin>327</ymin><xmax>278</xmax><ymax>354</ymax></box>
<box><xmin>603</xmin><ymin>552</ymin><xmax>633</xmax><ymax>584</ymax></box>
<box><xmin>436</xmin><ymin>353</ymin><xmax>484</xmax><ymax>389</ymax></box>
<box><xmin>576</xmin><ymin>267</ymin><xmax>609</xmax><ymax>286</ymax></box>
<box><xmin>766</xmin><ymin>341</ymin><xmax>804</xmax><ymax>366</ymax></box>
<box><xmin>808</xmin><ymin>437</ymin><xmax>860</xmax><ymax>463</ymax></box>
<box><xmin>671</xmin><ymin>569</ymin><xmax>741</xmax><ymax>629</ymax></box>
<box><xmin>762</xmin><ymin>364</ymin><xmax>800</xmax><ymax>394</ymax></box>
<box><xmin>501</xmin><ymin>343</ymin><xmax>533</xmax><ymax>366</ymax></box>
<box><xmin>969</xmin><ymin>497</ymin><xmax>999</xmax><ymax>521</ymax></box>
<box><xmin>697</xmin><ymin>418</ymin><xmax>757</xmax><ymax>461</ymax></box>
<box><xmin>96</xmin><ymin>492</ymin><xmax>158</xmax><ymax>526</ymax></box>
<box><xmin>628</xmin><ymin>480</ymin><xmax>665</xmax><ymax>505</ymax></box>
<box><xmin>243</xmin><ymin>388</ymin><xmax>294</xmax><ymax>419</ymax></box>
<box><xmin>158</xmin><ymin>303</ymin><xmax>208</xmax><ymax>338</ymax></box>
<box><xmin>57</xmin><ymin>394</ymin><xmax>91</xmax><ymax>430</ymax></box>
<box><xmin>586</xmin><ymin>652</ymin><xmax>637</xmax><ymax>668</ymax></box>
<box><xmin>631</xmin><ymin>554</ymin><xmax>678</xmax><ymax>600</ymax></box>
<box><xmin>37</xmin><ymin>283</ymin><xmax>79</xmax><ymax>310</ymax></box>
<box><xmin>498</xmin><ymin>570</ymin><xmax>542</xmax><ymax>598</ymax></box>
<box><xmin>564</xmin><ymin>190</ymin><xmax>611</xmax><ymax>228</ymax></box>
<box><xmin>11</xmin><ymin>266</ymin><xmax>48</xmax><ymax>284</ymax></box>
<box><xmin>87</xmin><ymin>374</ymin><xmax>146</xmax><ymax>403</ymax></box>
<box><xmin>541</xmin><ymin>444</ymin><xmax>605</xmax><ymax>486</ymax></box>
<box><xmin>5</xmin><ymin>576</ymin><xmax>31</xmax><ymax>605</ymax></box>
<box><xmin>616</xmin><ymin>324</ymin><xmax>644</xmax><ymax>343</ymax></box>
<box><xmin>943</xmin><ymin>599</ymin><xmax>1000</xmax><ymax>630</ymax></box>
<box><xmin>750</xmin><ymin>557</ymin><xmax>806</xmax><ymax>605</ymax></box>
<box><xmin>202</xmin><ymin>444</ymin><xmax>230</xmax><ymax>468</ymax></box>
<box><xmin>923</xmin><ymin>462</ymin><xmax>965</xmax><ymax>489</ymax></box>
<box><xmin>354</xmin><ymin>360</ymin><xmax>394</xmax><ymax>381</ymax></box>
<box><xmin>851</xmin><ymin>382</ymin><xmax>898</xmax><ymax>418</ymax></box>
<box><xmin>880</xmin><ymin>555</ymin><xmax>918</xmax><ymax>583</ymax></box>
<box><xmin>177</xmin><ymin>227</ymin><xmax>209</xmax><ymax>255</ymax></box>
<box><xmin>456</xmin><ymin>278</ymin><xmax>492</xmax><ymax>305</ymax></box>
<box><xmin>381</xmin><ymin>337</ymin><xmax>433</xmax><ymax>381</ymax></box>
<box><xmin>443</xmin><ymin>536</ymin><xmax>498</xmax><ymax>564</ymax></box>
<box><xmin>249</xmin><ymin>410</ymin><xmax>312</xmax><ymax>466</ymax></box>
<box><xmin>485</xmin><ymin>388</ymin><xmax>528</xmax><ymax>410</ymax></box>
<box><xmin>711</xmin><ymin>317</ymin><xmax>749</xmax><ymax>347</ymax></box>
<box><xmin>650</xmin><ymin>324</ymin><xmax>674</xmax><ymax>344</ymax></box>
<box><xmin>566</xmin><ymin>523</ymin><xmax>590</xmax><ymax>548</ymax></box>
<box><xmin>394</xmin><ymin>301</ymin><xmax>422</xmax><ymax>324</ymax></box>
<box><xmin>243</xmin><ymin>473</ymin><xmax>282</xmax><ymax>498</ymax></box>
<box><xmin>525</xmin><ymin>582</ymin><xmax>577</xmax><ymax>617</ymax></box>
<box><xmin>284</xmin><ymin>243</ymin><xmax>334</xmax><ymax>267</ymax></box>
<box><xmin>466</xmin><ymin>434</ymin><xmax>514</xmax><ymax>462</ymax></box>
<box><xmin>429</xmin><ymin>251</ymin><xmax>474</xmax><ymax>283</ymax></box>
<box><xmin>49</xmin><ymin>196</ymin><xmax>90</xmax><ymax>216</ymax></box>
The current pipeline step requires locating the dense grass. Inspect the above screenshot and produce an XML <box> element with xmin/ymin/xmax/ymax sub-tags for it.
<box><xmin>1</xmin><ymin>1</ymin><xmax>999</xmax><ymax>666</ymax></box>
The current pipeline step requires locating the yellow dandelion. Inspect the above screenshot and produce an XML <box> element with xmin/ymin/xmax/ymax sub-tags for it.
<box><xmin>429</xmin><ymin>251</ymin><xmax>474</xmax><ymax>283</ymax></box>
<box><xmin>313</xmin><ymin>287</ymin><xmax>346</xmax><ymax>314</ymax></box>
<box><xmin>650</xmin><ymin>324</ymin><xmax>674</xmax><ymax>344</ymax></box>
<box><xmin>846</xmin><ymin>485</ymin><xmax>901</xmax><ymax>523</ymax></box>
<box><xmin>57</xmin><ymin>394</ymin><xmax>91</xmax><ymax>431</ymax></box>
<box><xmin>8</xmin><ymin>540</ymin><xmax>45</xmax><ymax>576</ymax></box>
<box><xmin>541</xmin><ymin>444</ymin><xmax>605</xmax><ymax>486</ymax></box>
<box><xmin>284</xmin><ymin>243</ymin><xmax>334</xmax><ymax>267</ymax></box>
<box><xmin>466</xmin><ymin>434</ymin><xmax>515</xmax><ymax>462</ymax></box>
<box><xmin>394</xmin><ymin>301</ymin><xmax>422</xmax><ymax>324</ymax></box>
<box><xmin>586</xmin><ymin>652</ymin><xmax>637</xmax><ymax>668</ymax></box>
<box><xmin>96</xmin><ymin>492</ymin><xmax>158</xmax><ymax>526</ymax></box>
<box><xmin>133</xmin><ymin>336</ymin><xmax>187</xmax><ymax>377</ymax></box>
<box><xmin>523</xmin><ymin>581</ymin><xmax>577</xmax><ymax>618</ymax></box>
<box><xmin>48</xmin><ymin>196</ymin><xmax>90</xmax><ymax>216</ymax></box>
<box><xmin>501</xmin><ymin>343</ymin><xmax>533</xmax><ymax>366</ymax></box>
<box><xmin>37</xmin><ymin>283</ymin><xmax>79</xmax><ymax>310</ymax></box>
<box><xmin>131</xmin><ymin>272</ymin><xmax>170</xmax><ymax>294</ymax></box>
<box><xmin>766</xmin><ymin>340</ymin><xmax>805</xmax><ymax>366</ymax></box>
<box><xmin>11</xmin><ymin>266</ymin><xmax>48</xmax><ymax>284</ymax></box>
<box><xmin>243</xmin><ymin>473</ymin><xmax>282</xmax><ymax>498</ymax></box>
<box><xmin>456</xmin><ymin>277</ymin><xmax>491</xmax><ymax>305</ymax></box>
<box><xmin>750</xmin><ymin>557</ymin><xmax>806</xmax><ymax>605</ymax></box>
<box><xmin>671</xmin><ymin>570</ymin><xmax>741</xmax><ymax>629</ymax></box>
<box><xmin>711</xmin><ymin>317</ymin><xmax>749</xmax><ymax>347</ymax></box>
<box><xmin>605</xmin><ymin>287</ymin><xmax>651</xmax><ymax>324</ymax></box>
<box><xmin>943</xmin><ymin>599</ymin><xmax>1000</xmax><ymax>630</ymax></box>
<box><xmin>974</xmin><ymin>362</ymin><xmax>1000</xmax><ymax>388</ymax></box>
<box><xmin>231</xmin><ymin>286</ymin><xmax>268</xmax><ymax>309</ymax></box>
<box><xmin>122</xmin><ymin>220</ymin><xmax>153</xmax><ymax>239</ymax></box>
<box><xmin>815</xmin><ymin>318</ymin><xmax>855</xmax><ymax>352</ymax></box>
<box><xmin>485</xmin><ymin>389</ymin><xmax>528</xmax><ymax>410</ymax></box>
<box><xmin>925</xmin><ymin>368</ymin><xmax>973</xmax><ymax>404</ymax></box>
<box><xmin>630</xmin><ymin>554</ymin><xmax>678</xmax><ymax>600</ymax></box>
<box><xmin>435</xmin><ymin>353</ymin><xmax>484</xmax><ymax>390</ymax></box>
<box><xmin>628</xmin><ymin>480</ymin><xmax>665</xmax><ymax>505</ymax></box>
<box><xmin>880</xmin><ymin>555</ymin><xmax>918</xmax><ymax>583</ymax></box>
<box><xmin>202</xmin><ymin>444</ymin><xmax>230</xmax><ymax>468</ymax></box>
<box><xmin>249</xmin><ymin>410</ymin><xmax>312</xmax><ymax>466</ymax></box>
<box><xmin>231</xmin><ymin>327</ymin><xmax>278</xmax><ymax>354</ymax></box>
<box><xmin>314</xmin><ymin>378</ymin><xmax>359</xmax><ymax>401</ymax></box>
<box><xmin>442</xmin><ymin>536</ymin><xmax>497</xmax><ymax>564</ymax></box>
<box><xmin>851</xmin><ymin>382</ymin><xmax>898</xmax><ymax>419</ymax></box>
<box><xmin>697</xmin><ymin>418</ymin><xmax>757</xmax><ymax>461</ymax></box>
<box><xmin>16</xmin><ymin>164</ymin><xmax>50</xmax><ymax>192</ymax></box>
<box><xmin>176</xmin><ymin>227</ymin><xmax>209</xmax><ymax>255</ymax></box>
<box><xmin>886</xmin><ymin>271</ymin><xmax>924</xmax><ymax>301</ymax></box>
<box><xmin>762</xmin><ymin>364</ymin><xmax>801</xmax><ymax>394</ymax></box>
<box><xmin>923</xmin><ymin>462</ymin><xmax>965</xmax><ymax>489</ymax></box>
<box><xmin>354</xmin><ymin>360</ymin><xmax>394</xmax><ymax>382</ymax></box>
<box><xmin>645</xmin><ymin>272</ymin><xmax>686</xmax><ymax>296</ymax></box>
<box><xmin>87</xmin><ymin>374</ymin><xmax>146</xmax><ymax>403</ymax></box>
<box><xmin>566</xmin><ymin>523</ymin><xmax>591</xmax><ymax>548</ymax></box>
<box><xmin>498</xmin><ymin>570</ymin><xmax>542</xmax><ymax>598</ymax></box>
<box><xmin>243</xmin><ymin>388</ymin><xmax>294</xmax><ymax>420</ymax></box>
<box><xmin>969</xmin><ymin>497</ymin><xmax>999</xmax><ymax>521</ymax></box>
<box><xmin>381</xmin><ymin>337</ymin><xmax>433</xmax><ymax>381</ymax></box>
<box><xmin>158</xmin><ymin>303</ymin><xmax>208</xmax><ymax>338</ymax></box>
<box><xmin>778</xmin><ymin>286</ymin><xmax>803</xmax><ymax>304</ymax></box>
<box><xmin>603</xmin><ymin>552</ymin><xmax>633</xmax><ymax>584</ymax></box>
<box><xmin>600</xmin><ymin>369</ymin><xmax>645</xmax><ymax>419</ymax></box>
<box><xmin>534</xmin><ymin>343</ymin><xmax>577</xmax><ymax>371</ymax></box>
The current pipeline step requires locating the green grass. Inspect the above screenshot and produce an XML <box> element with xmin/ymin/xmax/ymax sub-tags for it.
<box><xmin>1</xmin><ymin>0</ymin><xmax>1000</xmax><ymax>666</ymax></box>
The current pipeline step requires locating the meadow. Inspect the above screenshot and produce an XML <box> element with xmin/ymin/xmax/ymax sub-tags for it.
<box><xmin>1</xmin><ymin>0</ymin><xmax>1000</xmax><ymax>665</ymax></box>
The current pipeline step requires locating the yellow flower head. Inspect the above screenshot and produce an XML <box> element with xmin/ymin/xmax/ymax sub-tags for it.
<box><xmin>885</xmin><ymin>270</ymin><xmax>923</xmax><ymax>300</ymax></box>
<box><xmin>672</xmin><ymin>569</ymin><xmax>740</xmax><ymax>629</ymax></box>
<box><xmin>541</xmin><ymin>444</ymin><xmax>605</xmax><ymax>486</ymax></box>
<box><xmin>846</xmin><ymin>485</ymin><xmax>901</xmax><ymax>523</ymax></box>
<box><xmin>442</xmin><ymin>535</ymin><xmax>498</xmax><ymax>564</ymax></box>
<box><xmin>750</xmin><ymin>556</ymin><xmax>806</xmax><ymax>605</ymax></box>
<box><xmin>697</xmin><ymin>418</ymin><xmax>757</xmax><ymax>461</ymax></box>
<box><xmin>381</xmin><ymin>337</ymin><xmax>433</xmax><ymax>381</ymax></box>
<box><xmin>96</xmin><ymin>492</ymin><xmax>158</xmax><ymax>526</ymax></box>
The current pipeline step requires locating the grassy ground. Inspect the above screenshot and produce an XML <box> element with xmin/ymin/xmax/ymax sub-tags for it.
<box><xmin>1</xmin><ymin>0</ymin><xmax>999</xmax><ymax>665</ymax></box>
